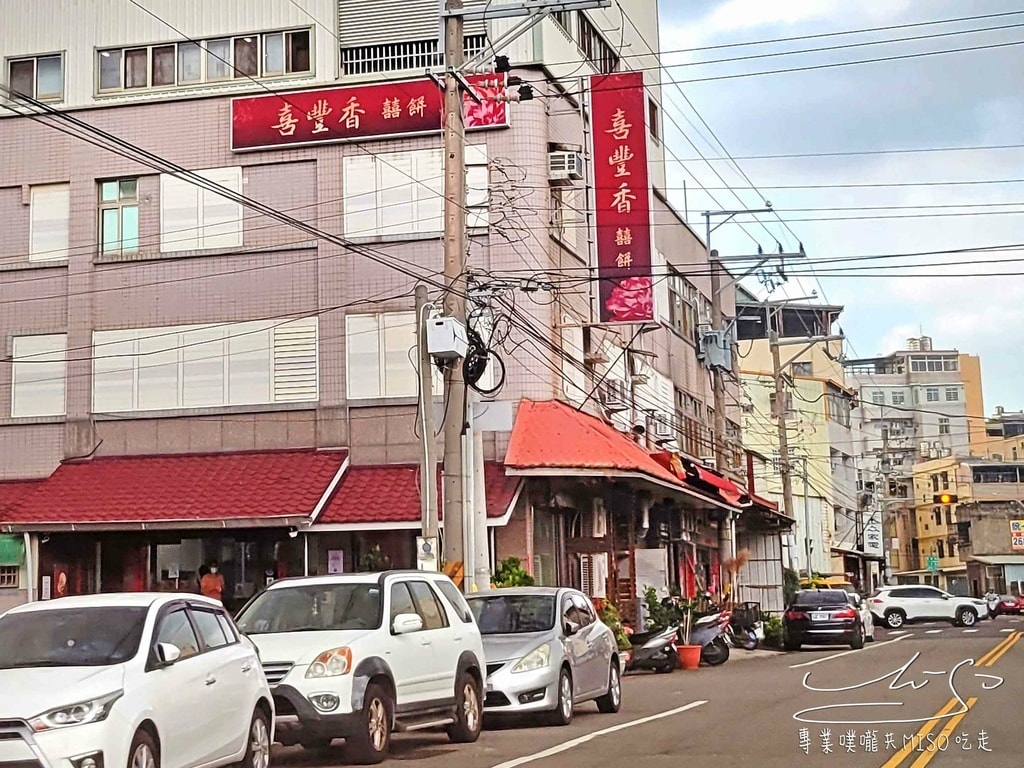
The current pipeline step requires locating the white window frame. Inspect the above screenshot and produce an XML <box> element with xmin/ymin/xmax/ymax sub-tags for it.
<box><xmin>11</xmin><ymin>334</ymin><xmax>67</xmax><ymax>418</ymax></box>
<box><xmin>345</xmin><ymin>312</ymin><xmax>442</xmax><ymax>400</ymax></box>
<box><xmin>7</xmin><ymin>53</ymin><xmax>64</xmax><ymax>101</ymax></box>
<box><xmin>945</xmin><ymin>387</ymin><xmax>959</xmax><ymax>402</ymax></box>
<box><xmin>96</xmin><ymin>29</ymin><xmax>312</xmax><ymax>93</ymax></box>
<box><xmin>871</xmin><ymin>391</ymin><xmax>885</xmax><ymax>405</ymax></box>
<box><xmin>343</xmin><ymin>145</ymin><xmax>489</xmax><ymax>238</ymax></box>
<box><xmin>29</xmin><ymin>183</ymin><xmax>70</xmax><ymax>262</ymax></box>
<box><xmin>0</xmin><ymin>566</ymin><xmax>20</xmax><ymax>588</ymax></box>
<box><xmin>892</xmin><ymin>391</ymin><xmax>905</xmax><ymax>405</ymax></box>
<box><xmin>926</xmin><ymin>388</ymin><xmax>940</xmax><ymax>402</ymax></box>
<box><xmin>92</xmin><ymin>318</ymin><xmax>318</xmax><ymax>413</ymax></box>
<box><xmin>159</xmin><ymin>167</ymin><xmax>243</xmax><ymax>252</ymax></box>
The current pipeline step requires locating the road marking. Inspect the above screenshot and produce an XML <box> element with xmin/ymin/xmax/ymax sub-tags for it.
<box><xmin>486</xmin><ymin>700</ymin><xmax>708</xmax><ymax>768</ymax></box>
<box><xmin>880</xmin><ymin>697</ymin><xmax>962</xmax><ymax>768</ymax></box>
<box><xmin>962</xmin><ymin>629</ymin><xmax>979</xmax><ymax>633</ymax></box>
<box><xmin>976</xmin><ymin>631</ymin><xmax>1020</xmax><ymax>666</ymax></box>
<box><xmin>925</xmin><ymin>629</ymin><xmax>943</xmax><ymax>634</ymax></box>
<box><xmin>888</xmin><ymin>630</ymin><xmax>910</xmax><ymax>635</ymax></box>
<box><xmin>984</xmin><ymin>631</ymin><xmax>1020</xmax><ymax>667</ymax></box>
<box><xmin>788</xmin><ymin>634</ymin><xmax>909</xmax><ymax>669</ymax></box>
<box><xmin>1000</xmin><ymin>628</ymin><xmax>1015</xmax><ymax>633</ymax></box>
<box><xmin>907</xmin><ymin>698</ymin><xmax>977</xmax><ymax>768</ymax></box>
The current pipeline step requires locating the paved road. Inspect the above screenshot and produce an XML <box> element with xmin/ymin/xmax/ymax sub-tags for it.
<box><xmin>274</xmin><ymin>614</ymin><xmax>1023</xmax><ymax>768</ymax></box>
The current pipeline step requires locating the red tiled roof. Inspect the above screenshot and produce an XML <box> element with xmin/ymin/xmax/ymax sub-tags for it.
<box><xmin>316</xmin><ymin>461</ymin><xmax>519</xmax><ymax>526</ymax></box>
<box><xmin>2</xmin><ymin>450</ymin><xmax>349</xmax><ymax>527</ymax></box>
<box><xmin>504</xmin><ymin>399</ymin><xmax>683</xmax><ymax>486</ymax></box>
<box><xmin>0</xmin><ymin>480</ymin><xmax>46</xmax><ymax>519</ymax></box>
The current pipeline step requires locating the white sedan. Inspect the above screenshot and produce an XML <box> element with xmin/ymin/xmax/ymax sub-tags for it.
<box><xmin>0</xmin><ymin>593</ymin><xmax>273</xmax><ymax>768</ymax></box>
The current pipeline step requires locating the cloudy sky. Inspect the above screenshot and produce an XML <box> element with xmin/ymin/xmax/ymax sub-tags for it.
<box><xmin>655</xmin><ymin>0</ymin><xmax>1024</xmax><ymax>412</ymax></box>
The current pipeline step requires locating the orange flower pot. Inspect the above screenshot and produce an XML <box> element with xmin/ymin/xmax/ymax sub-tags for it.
<box><xmin>677</xmin><ymin>644</ymin><xmax>702</xmax><ymax>670</ymax></box>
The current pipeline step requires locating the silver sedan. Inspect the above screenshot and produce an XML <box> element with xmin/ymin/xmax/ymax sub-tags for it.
<box><xmin>466</xmin><ymin>587</ymin><xmax>622</xmax><ymax>726</ymax></box>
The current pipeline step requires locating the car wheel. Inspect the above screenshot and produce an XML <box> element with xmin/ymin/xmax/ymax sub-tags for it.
<box><xmin>956</xmin><ymin>608</ymin><xmax>977</xmax><ymax>627</ymax></box>
<box><xmin>850</xmin><ymin>624</ymin><xmax>865</xmax><ymax>650</ymax></box>
<box><xmin>547</xmin><ymin>668</ymin><xmax>574</xmax><ymax>726</ymax></box>
<box><xmin>596</xmin><ymin>660</ymin><xmax>621</xmax><ymax>713</ymax></box>
<box><xmin>128</xmin><ymin>729</ymin><xmax>159</xmax><ymax>768</ymax></box>
<box><xmin>346</xmin><ymin>682</ymin><xmax>392</xmax><ymax>765</ymax></box>
<box><xmin>446</xmin><ymin>672</ymin><xmax>483</xmax><ymax>743</ymax></box>
<box><xmin>884</xmin><ymin>610</ymin><xmax>906</xmax><ymax>629</ymax></box>
<box><xmin>235</xmin><ymin>708</ymin><xmax>271</xmax><ymax>768</ymax></box>
<box><xmin>783</xmin><ymin>630</ymin><xmax>801</xmax><ymax>652</ymax></box>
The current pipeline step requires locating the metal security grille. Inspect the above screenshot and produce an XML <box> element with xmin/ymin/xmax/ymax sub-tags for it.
<box><xmin>341</xmin><ymin>35</ymin><xmax>487</xmax><ymax>76</ymax></box>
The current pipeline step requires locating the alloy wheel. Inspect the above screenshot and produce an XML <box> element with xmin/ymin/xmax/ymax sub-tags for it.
<box><xmin>368</xmin><ymin>698</ymin><xmax>388</xmax><ymax>751</ymax></box>
<box><xmin>251</xmin><ymin>716</ymin><xmax>271</xmax><ymax>768</ymax></box>
<box><xmin>609</xmin><ymin>666</ymin><xmax>621</xmax><ymax>708</ymax></box>
<box><xmin>131</xmin><ymin>744</ymin><xmax>156</xmax><ymax>768</ymax></box>
<box><xmin>462</xmin><ymin>682</ymin><xmax>481</xmax><ymax>734</ymax></box>
<box><xmin>560</xmin><ymin>674</ymin><xmax>573</xmax><ymax>720</ymax></box>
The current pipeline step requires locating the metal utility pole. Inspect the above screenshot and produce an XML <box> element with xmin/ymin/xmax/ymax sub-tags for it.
<box><xmin>441</xmin><ymin>0</ymin><xmax>469</xmax><ymax>582</ymax></box>
<box><xmin>416</xmin><ymin>285</ymin><xmax>439</xmax><ymax>566</ymax></box>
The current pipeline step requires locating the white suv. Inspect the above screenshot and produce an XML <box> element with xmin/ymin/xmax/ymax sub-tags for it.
<box><xmin>0</xmin><ymin>593</ymin><xmax>273</xmax><ymax>768</ymax></box>
<box><xmin>235</xmin><ymin>571</ymin><xmax>485</xmax><ymax>764</ymax></box>
<box><xmin>869</xmin><ymin>585</ymin><xmax>989</xmax><ymax>629</ymax></box>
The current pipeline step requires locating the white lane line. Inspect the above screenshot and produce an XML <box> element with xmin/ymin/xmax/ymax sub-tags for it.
<box><xmin>487</xmin><ymin>700</ymin><xmax>708</xmax><ymax>768</ymax></box>
<box><xmin>962</xmin><ymin>629</ymin><xmax>979</xmax><ymax>633</ymax></box>
<box><xmin>926</xmin><ymin>629</ymin><xmax>943</xmax><ymax>634</ymax></box>
<box><xmin>1001</xmin><ymin>628</ymin><xmax>1015</xmax><ymax>633</ymax></box>
<box><xmin>788</xmin><ymin>634</ymin><xmax>910</xmax><ymax>669</ymax></box>
<box><xmin>888</xmin><ymin>630</ymin><xmax>910</xmax><ymax>635</ymax></box>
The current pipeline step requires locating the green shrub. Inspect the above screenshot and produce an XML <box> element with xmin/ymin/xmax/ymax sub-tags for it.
<box><xmin>597</xmin><ymin>600</ymin><xmax>633</xmax><ymax>651</ymax></box>
<box><xmin>492</xmin><ymin>557</ymin><xmax>535</xmax><ymax>587</ymax></box>
<box><xmin>762</xmin><ymin>613</ymin><xmax>783</xmax><ymax>649</ymax></box>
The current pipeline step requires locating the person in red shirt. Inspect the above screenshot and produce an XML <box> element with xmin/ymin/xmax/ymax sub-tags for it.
<box><xmin>200</xmin><ymin>561</ymin><xmax>225</xmax><ymax>603</ymax></box>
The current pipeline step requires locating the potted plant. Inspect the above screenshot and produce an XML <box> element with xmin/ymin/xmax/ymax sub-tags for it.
<box><xmin>674</xmin><ymin>597</ymin><xmax>702</xmax><ymax>670</ymax></box>
<box><xmin>596</xmin><ymin>599</ymin><xmax>634</xmax><ymax>670</ymax></box>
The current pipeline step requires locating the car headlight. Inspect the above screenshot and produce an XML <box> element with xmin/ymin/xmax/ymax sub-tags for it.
<box><xmin>306</xmin><ymin>647</ymin><xmax>353</xmax><ymax>678</ymax></box>
<box><xmin>30</xmin><ymin>691</ymin><xmax>123</xmax><ymax>731</ymax></box>
<box><xmin>512</xmin><ymin>644</ymin><xmax>551</xmax><ymax>674</ymax></box>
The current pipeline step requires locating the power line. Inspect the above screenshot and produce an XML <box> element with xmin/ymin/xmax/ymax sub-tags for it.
<box><xmin>674</xmin><ymin>142</ymin><xmax>1024</xmax><ymax>162</ymax></box>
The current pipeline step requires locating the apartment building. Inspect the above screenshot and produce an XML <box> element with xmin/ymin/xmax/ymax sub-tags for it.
<box><xmin>734</xmin><ymin>290</ymin><xmax>874</xmax><ymax>587</ymax></box>
<box><xmin>0</xmin><ymin>0</ymin><xmax>768</xmax><ymax>614</ymax></box>
<box><xmin>845</xmin><ymin>335</ymin><xmax>987</xmax><ymax>586</ymax></box>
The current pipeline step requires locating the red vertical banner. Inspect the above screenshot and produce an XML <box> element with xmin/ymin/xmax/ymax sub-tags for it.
<box><xmin>590</xmin><ymin>72</ymin><xmax>654</xmax><ymax>323</ymax></box>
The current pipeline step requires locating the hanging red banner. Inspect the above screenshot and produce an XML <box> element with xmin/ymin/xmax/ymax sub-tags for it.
<box><xmin>590</xmin><ymin>71</ymin><xmax>653</xmax><ymax>324</ymax></box>
<box><xmin>231</xmin><ymin>74</ymin><xmax>509</xmax><ymax>152</ymax></box>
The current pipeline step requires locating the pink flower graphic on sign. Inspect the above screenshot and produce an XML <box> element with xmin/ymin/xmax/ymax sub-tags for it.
<box><xmin>605</xmin><ymin>276</ymin><xmax>653</xmax><ymax>322</ymax></box>
<box><xmin>463</xmin><ymin>85</ymin><xmax>507</xmax><ymax>128</ymax></box>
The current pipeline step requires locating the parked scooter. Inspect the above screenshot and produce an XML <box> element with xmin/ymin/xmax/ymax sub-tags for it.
<box><xmin>624</xmin><ymin>624</ymin><xmax>679</xmax><ymax>674</ymax></box>
<box><xmin>685</xmin><ymin>610</ymin><xmax>731</xmax><ymax>666</ymax></box>
<box><xmin>724</xmin><ymin>609</ymin><xmax>760</xmax><ymax>651</ymax></box>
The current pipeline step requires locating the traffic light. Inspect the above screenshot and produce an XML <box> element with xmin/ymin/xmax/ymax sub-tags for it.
<box><xmin>932</xmin><ymin>493</ymin><xmax>958</xmax><ymax>504</ymax></box>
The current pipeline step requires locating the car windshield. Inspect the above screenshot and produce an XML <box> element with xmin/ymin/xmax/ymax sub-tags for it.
<box><xmin>236</xmin><ymin>583</ymin><xmax>383</xmax><ymax>634</ymax></box>
<box><xmin>468</xmin><ymin>595</ymin><xmax>556</xmax><ymax>634</ymax></box>
<box><xmin>0</xmin><ymin>606</ymin><xmax>147</xmax><ymax>669</ymax></box>
<box><xmin>793</xmin><ymin>590</ymin><xmax>849</xmax><ymax>607</ymax></box>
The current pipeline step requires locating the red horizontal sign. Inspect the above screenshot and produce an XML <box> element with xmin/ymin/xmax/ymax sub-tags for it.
<box><xmin>231</xmin><ymin>74</ymin><xmax>509</xmax><ymax>151</ymax></box>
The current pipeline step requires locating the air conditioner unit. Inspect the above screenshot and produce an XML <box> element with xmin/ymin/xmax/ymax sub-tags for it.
<box><xmin>600</xmin><ymin>379</ymin><xmax>629</xmax><ymax>412</ymax></box>
<box><xmin>701</xmin><ymin>455</ymin><xmax>718</xmax><ymax>470</ymax></box>
<box><xmin>653</xmin><ymin>414</ymin><xmax>676</xmax><ymax>440</ymax></box>
<box><xmin>579</xmin><ymin>552</ymin><xmax>609</xmax><ymax>598</ymax></box>
<box><xmin>548</xmin><ymin>151</ymin><xmax>584</xmax><ymax>184</ymax></box>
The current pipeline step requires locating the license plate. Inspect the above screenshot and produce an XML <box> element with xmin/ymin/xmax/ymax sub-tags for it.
<box><xmin>811</xmin><ymin>612</ymin><xmax>829</xmax><ymax>622</ymax></box>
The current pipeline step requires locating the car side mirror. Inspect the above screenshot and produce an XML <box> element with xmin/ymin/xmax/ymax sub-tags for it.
<box><xmin>393</xmin><ymin>613</ymin><xmax>423</xmax><ymax>635</ymax></box>
<box><xmin>155</xmin><ymin>642</ymin><xmax>182</xmax><ymax>666</ymax></box>
<box><xmin>564</xmin><ymin>620</ymin><xmax>581</xmax><ymax>637</ymax></box>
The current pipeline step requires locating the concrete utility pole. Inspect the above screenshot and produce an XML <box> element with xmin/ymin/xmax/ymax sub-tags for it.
<box><xmin>416</xmin><ymin>285</ymin><xmax>439</xmax><ymax>561</ymax></box>
<box><xmin>770</xmin><ymin>330</ymin><xmax>799</xmax><ymax>569</ymax></box>
<box><xmin>441</xmin><ymin>0</ymin><xmax>469</xmax><ymax>583</ymax></box>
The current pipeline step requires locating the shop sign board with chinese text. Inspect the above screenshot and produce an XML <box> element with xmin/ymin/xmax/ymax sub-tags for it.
<box><xmin>590</xmin><ymin>71</ymin><xmax>654</xmax><ymax>324</ymax></box>
<box><xmin>231</xmin><ymin>74</ymin><xmax>509</xmax><ymax>152</ymax></box>
<box><xmin>1012</xmin><ymin>519</ymin><xmax>1024</xmax><ymax>550</ymax></box>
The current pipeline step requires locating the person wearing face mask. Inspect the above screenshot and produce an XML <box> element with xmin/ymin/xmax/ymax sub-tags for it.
<box><xmin>200</xmin><ymin>561</ymin><xmax>225</xmax><ymax>603</ymax></box>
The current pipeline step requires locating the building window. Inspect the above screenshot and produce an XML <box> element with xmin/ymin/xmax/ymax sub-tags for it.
<box><xmin>931</xmin><ymin>474</ymin><xmax>939</xmax><ymax>492</ymax></box>
<box><xmin>341</xmin><ymin>35</ymin><xmax>485</xmax><ymax>76</ymax></box>
<box><xmin>552</xmin><ymin>11</ymin><xmax>574</xmax><ymax>35</ymax></box>
<box><xmin>29</xmin><ymin>183</ymin><xmax>70</xmax><ymax>261</ymax></box>
<box><xmin>938</xmin><ymin>417</ymin><xmax>950</xmax><ymax>435</ymax></box>
<box><xmin>97</xmin><ymin>30</ymin><xmax>311</xmax><ymax>92</ymax></box>
<box><xmin>0</xmin><ymin>566</ymin><xmax>19</xmax><ymax>588</ymax></box>
<box><xmin>925</xmin><ymin>387</ymin><xmax>939</xmax><ymax>402</ymax></box>
<box><xmin>945</xmin><ymin>506</ymin><xmax>953</xmax><ymax>526</ymax></box>
<box><xmin>667</xmin><ymin>272</ymin><xmax>697</xmax><ymax>339</ymax></box>
<box><xmin>934</xmin><ymin>508</ymin><xmax>942</xmax><ymax>526</ymax></box>
<box><xmin>937</xmin><ymin>540</ymin><xmax>945</xmax><ymax>559</ymax></box>
<box><xmin>648</xmin><ymin>98</ymin><xmax>660</xmax><ymax>142</ymax></box>
<box><xmin>551</xmin><ymin>187</ymin><xmax>578</xmax><ymax>246</ymax></box>
<box><xmin>159</xmin><ymin>167</ymin><xmax>242</xmax><ymax>252</ymax></box>
<box><xmin>577</xmin><ymin>12</ymin><xmax>620</xmax><ymax>74</ymax></box>
<box><xmin>99</xmin><ymin>179</ymin><xmax>140</xmax><ymax>255</ymax></box>
<box><xmin>892</xmin><ymin>391</ymin><xmax>905</xmax><ymax>405</ymax></box>
<box><xmin>941</xmin><ymin>471</ymin><xmax>949</xmax><ymax>489</ymax></box>
<box><xmin>871</xmin><ymin>390</ymin><xmax>885</xmax><ymax>405</ymax></box>
<box><xmin>343</xmin><ymin>146</ymin><xmax>488</xmax><ymax>238</ymax></box>
<box><xmin>911</xmin><ymin>356</ymin><xmax>958</xmax><ymax>372</ymax></box>
<box><xmin>945</xmin><ymin>387</ymin><xmax>959</xmax><ymax>401</ymax></box>
<box><xmin>345</xmin><ymin>312</ymin><xmax>441</xmax><ymax>399</ymax></box>
<box><xmin>791</xmin><ymin>361</ymin><xmax>813</xmax><ymax>377</ymax></box>
<box><xmin>7</xmin><ymin>54</ymin><xmax>63</xmax><ymax>101</ymax></box>
<box><xmin>11</xmin><ymin>334</ymin><xmax>67</xmax><ymax>418</ymax></box>
<box><xmin>92</xmin><ymin>318</ymin><xmax>318</xmax><ymax>413</ymax></box>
